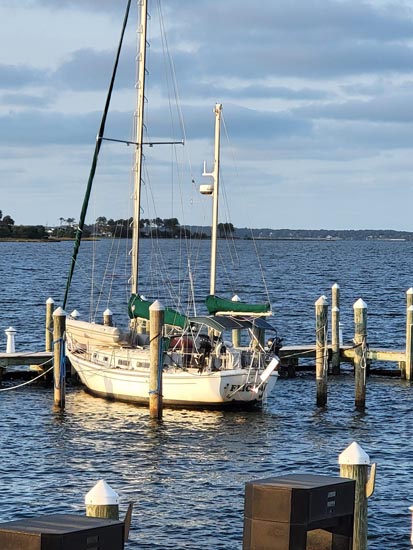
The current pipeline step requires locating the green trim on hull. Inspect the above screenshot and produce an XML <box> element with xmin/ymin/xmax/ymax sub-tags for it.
<box><xmin>205</xmin><ymin>294</ymin><xmax>271</xmax><ymax>315</ymax></box>
<box><xmin>128</xmin><ymin>294</ymin><xmax>188</xmax><ymax>329</ymax></box>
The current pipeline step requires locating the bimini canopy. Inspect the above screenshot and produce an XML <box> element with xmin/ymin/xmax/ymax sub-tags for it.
<box><xmin>189</xmin><ymin>315</ymin><xmax>276</xmax><ymax>334</ymax></box>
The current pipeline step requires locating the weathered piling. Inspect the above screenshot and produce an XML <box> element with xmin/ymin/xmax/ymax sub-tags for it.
<box><xmin>315</xmin><ymin>296</ymin><xmax>328</xmax><ymax>407</ymax></box>
<box><xmin>85</xmin><ymin>480</ymin><xmax>119</xmax><ymax>520</ymax></box>
<box><xmin>232</xmin><ymin>294</ymin><xmax>241</xmax><ymax>347</ymax></box>
<box><xmin>45</xmin><ymin>297</ymin><xmax>54</xmax><ymax>352</ymax></box>
<box><xmin>5</xmin><ymin>327</ymin><xmax>16</xmax><ymax>354</ymax></box>
<box><xmin>404</xmin><ymin>288</ymin><xmax>413</xmax><ymax>380</ymax></box>
<box><xmin>53</xmin><ymin>307</ymin><xmax>66</xmax><ymax>409</ymax></box>
<box><xmin>353</xmin><ymin>299</ymin><xmax>367</xmax><ymax>409</ymax></box>
<box><xmin>331</xmin><ymin>283</ymin><xmax>341</xmax><ymax>375</ymax></box>
<box><xmin>103</xmin><ymin>308</ymin><xmax>113</xmax><ymax>327</ymax></box>
<box><xmin>149</xmin><ymin>300</ymin><xmax>164</xmax><ymax>419</ymax></box>
<box><xmin>339</xmin><ymin>442</ymin><xmax>376</xmax><ymax>550</ymax></box>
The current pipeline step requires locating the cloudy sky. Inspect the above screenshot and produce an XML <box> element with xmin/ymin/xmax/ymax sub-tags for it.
<box><xmin>1</xmin><ymin>0</ymin><xmax>413</xmax><ymax>230</ymax></box>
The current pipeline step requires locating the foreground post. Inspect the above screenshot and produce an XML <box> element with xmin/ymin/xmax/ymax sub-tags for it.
<box><xmin>53</xmin><ymin>307</ymin><xmax>66</xmax><ymax>409</ymax></box>
<box><xmin>85</xmin><ymin>480</ymin><xmax>119</xmax><ymax>520</ymax></box>
<box><xmin>404</xmin><ymin>288</ymin><xmax>413</xmax><ymax>380</ymax></box>
<box><xmin>149</xmin><ymin>300</ymin><xmax>164</xmax><ymax>419</ymax></box>
<box><xmin>339</xmin><ymin>442</ymin><xmax>376</xmax><ymax>550</ymax></box>
<box><xmin>315</xmin><ymin>296</ymin><xmax>328</xmax><ymax>407</ymax></box>
<box><xmin>331</xmin><ymin>283</ymin><xmax>341</xmax><ymax>375</ymax></box>
<box><xmin>45</xmin><ymin>297</ymin><xmax>54</xmax><ymax>352</ymax></box>
<box><xmin>353</xmin><ymin>299</ymin><xmax>367</xmax><ymax>409</ymax></box>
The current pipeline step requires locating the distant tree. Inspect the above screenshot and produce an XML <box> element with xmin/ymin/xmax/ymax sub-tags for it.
<box><xmin>1</xmin><ymin>215</ymin><xmax>14</xmax><ymax>226</ymax></box>
<box><xmin>217</xmin><ymin>222</ymin><xmax>234</xmax><ymax>238</ymax></box>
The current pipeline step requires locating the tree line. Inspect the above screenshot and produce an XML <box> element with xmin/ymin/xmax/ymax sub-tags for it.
<box><xmin>0</xmin><ymin>211</ymin><xmax>235</xmax><ymax>240</ymax></box>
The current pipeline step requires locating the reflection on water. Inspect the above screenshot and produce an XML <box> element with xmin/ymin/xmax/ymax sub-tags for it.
<box><xmin>0</xmin><ymin>378</ymin><xmax>412</xmax><ymax>549</ymax></box>
<box><xmin>2</xmin><ymin>240</ymin><xmax>413</xmax><ymax>548</ymax></box>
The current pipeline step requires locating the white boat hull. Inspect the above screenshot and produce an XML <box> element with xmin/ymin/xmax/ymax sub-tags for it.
<box><xmin>67</xmin><ymin>349</ymin><xmax>278</xmax><ymax>408</ymax></box>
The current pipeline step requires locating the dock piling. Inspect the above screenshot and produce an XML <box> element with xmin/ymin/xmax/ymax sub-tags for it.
<box><xmin>103</xmin><ymin>308</ymin><xmax>113</xmax><ymax>327</ymax></box>
<box><xmin>149</xmin><ymin>300</ymin><xmax>164</xmax><ymax>419</ymax></box>
<box><xmin>5</xmin><ymin>327</ymin><xmax>16</xmax><ymax>353</ymax></box>
<box><xmin>331</xmin><ymin>283</ymin><xmax>341</xmax><ymax>375</ymax></box>
<box><xmin>315</xmin><ymin>296</ymin><xmax>328</xmax><ymax>407</ymax></box>
<box><xmin>85</xmin><ymin>480</ymin><xmax>119</xmax><ymax>520</ymax></box>
<box><xmin>45</xmin><ymin>298</ymin><xmax>54</xmax><ymax>352</ymax></box>
<box><xmin>353</xmin><ymin>299</ymin><xmax>367</xmax><ymax>409</ymax></box>
<box><xmin>405</xmin><ymin>288</ymin><xmax>413</xmax><ymax>380</ymax></box>
<box><xmin>53</xmin><ymin>307</ymin><xmax>66</xmax><ymax>409</ymax></box>
<box><xmin>339</xmin><ymin>442</ymin><xmax>376</xmax><ymax>550</ymax></box>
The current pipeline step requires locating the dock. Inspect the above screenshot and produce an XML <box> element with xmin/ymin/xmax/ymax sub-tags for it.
<box><xmin>0</xmin><ymin>351</ymin><xmax>53</xmax><ymax>369</ymax></box>
<box><xmin>278</xmin><ymin>344</ymin><xmax>406</xmax><ymax>375</ymax></box>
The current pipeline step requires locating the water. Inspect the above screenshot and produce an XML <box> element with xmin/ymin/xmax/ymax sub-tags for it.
<box><xmin>1</xmin><ymin>238</ymin><xmax>413</xmax><ymax>548</ymax></box>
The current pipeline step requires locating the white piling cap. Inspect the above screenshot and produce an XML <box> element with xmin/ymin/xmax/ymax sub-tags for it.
<box><xmin>353</xmin><ymin>298</ymin><xmax>367</xmax><ymax>310</ymax></box>
<box><xmin>5</xmin><ymin>326</ymin><xmax>16</xmax><ymax>334</ymax></box>
<box><xmin>85</xmin><ymin>480</ymin><xmax>119</xmax><ymax>505</ymax></box>
<box><xmin>315</xmin><ymin>296</ymin><xmax>328</xmax><ymax>306</ymax></box>
<box><xmin>46</xmin><ymin>297</ymin><xmax>55</xmax><ymax>304</ymax></box>
<box><xmin>232</xmin><ymin>294</ymin><xmax>241</xmax><ymax>302</ymax></box>
<box><xmin>103</xmin><ymin>308</ymin><xmax>113</xmax><ymax>316</ymax></box>
<box><xmin>339</xmin><ymin>441</ymin><xmax>370</xmax><ymax>465</ymax></box>
<box><xmin>149</xmin><ymin>299</ymin><xmax>165</xmax><ymax>311</ymax></box>
<box><xmin>332</xmin><ymin>306</ymin><xmax>339</xmax><ymax>312</ymax></box>
<box><xmin>332</xmin><ymin>283</ymin><xmax>340</xmax><ymax>289</ymax></box>
<box><xmin>407</xmin><ymin>288</ymin><xmax>413</xmax><ymax>295</ymax></box>
<box><xmin>70</xmin><ymin>310</ymin><xmax>80</xmax><ymax>319</ymax></box>
<box><xmin>53</xmin><ymin>306</ymin><xmax>67</xmax><ymax>317</ymax></box>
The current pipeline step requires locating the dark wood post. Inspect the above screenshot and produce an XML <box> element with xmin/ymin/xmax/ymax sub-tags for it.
<box><xmin>53</xmin><ymin>307</ymin><xmax>66</xmax><ymax>409</ymax></box>
<box><xmin>149</xmin><ymin>300</ymin><xmax>164</xmax><ymax>419</ymax></box>
<box><xmin>315</xmin><ymin>296</ymin><xmax>328</xmax><ymax>407</ymax></box>
<box><xmin>353</xmin><ymin>299</ymin><xmax>367</xmax><ymax>409</ymax></box>
<box><xmin>45</xmin><ymin>297</ymin><xmax>54</xmax><ymax>352</ymax></box>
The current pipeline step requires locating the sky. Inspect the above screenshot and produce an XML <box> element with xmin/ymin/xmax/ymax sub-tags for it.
<box><xmin>1</xmin><ymin>0</ymin><xmax>413</xmax><ymax>230</ymax></box>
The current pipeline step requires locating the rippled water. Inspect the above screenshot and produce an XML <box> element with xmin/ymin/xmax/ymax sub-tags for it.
<box><xmin>1</xmin><ymin>239</ymin><xmax>413</xmax><ymax>548</ymax></box>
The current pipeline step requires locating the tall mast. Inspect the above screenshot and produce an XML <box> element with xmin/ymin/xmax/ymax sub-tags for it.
<box><xmin>202</xmin><ymin>103</ymin><xmax>222</xmax><ymax>296</ymax></box>
<box><xmin>131</xmin><ymin>0</ymin><xmax>148</xmax><ymax>296</ymax></box>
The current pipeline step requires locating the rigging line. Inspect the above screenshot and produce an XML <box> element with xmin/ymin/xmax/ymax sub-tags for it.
<box><xmin>106</xmin><ymin>227</ymin><xmax>125</xmax><ymax>309</ymax></box>
<box><xmin>62</xmin><ymin>0</ymin><xmax>132</xmax><ymax>310</ymax></box>
<box><xmin>221</xmin><ymin>112</ymin><xmax>270</xmax><ymax>303</ymax></box>
<box><xmin>157</xmin><ymin>0</ymin><xmax>195</xmax><ymax>288</ymax></box>
<box><xmin>157</xmin><ymin>0</ymin><xmax>193</xmax><ymax>176</ymax></box>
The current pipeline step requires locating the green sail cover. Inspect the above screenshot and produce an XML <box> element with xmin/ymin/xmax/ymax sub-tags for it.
<box><xmin>205</xmin><ymin>294</ymin><xmax>271</xmax><ymax>315</ymax></box>
<box><xmin>128</xmin><ymin>294</ymin><xmax>188</xmax><ymax>329</ymax></box>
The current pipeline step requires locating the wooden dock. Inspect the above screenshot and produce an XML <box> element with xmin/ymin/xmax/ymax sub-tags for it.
<box><xmin>278</xmin><ymin>344</ymin><xmax>406</xmax><ymax>374</ymax></box>
<box><xmin>0</xmin><ymin>352</ymin><xmax>53</xmax><ymax>369</ymax></box>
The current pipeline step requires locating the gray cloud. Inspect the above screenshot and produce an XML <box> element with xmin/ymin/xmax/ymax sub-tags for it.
<box><xmin>0</xmin><ymin>109</ymin><xmax>131</xmax><ymax>145</ymax></box>
<box><xmin>0</xmin><ymin>63</ymin><xmax>47</xmax><ymax>89</ymax></box>
<box><xmin>0</xmin><ymin>93</ymin><xmax>52</xmax><ymax>108</ymax></box>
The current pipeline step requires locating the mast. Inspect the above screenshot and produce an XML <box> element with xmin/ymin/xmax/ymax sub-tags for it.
<box><xmin>202</xmin><ymin>103</ymin><xmax>222</xmax><ymax>296</ymax></box>
<box><xmin>131</xmin><ymin>0</ymin><xmax>148</xmax><ymax>296</ymax></box>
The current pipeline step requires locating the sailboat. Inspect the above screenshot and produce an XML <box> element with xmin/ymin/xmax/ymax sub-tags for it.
<box><xmin>64</xmin><ymin>0</ymin><xmax>281</xmax><ymax>408</ymax></box>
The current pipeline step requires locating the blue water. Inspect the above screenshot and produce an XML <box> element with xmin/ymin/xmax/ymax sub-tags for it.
<box><xmin>1</xmin><ymin>239</ymin><xmax>413</xmax><ymax>548</ymax></box>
